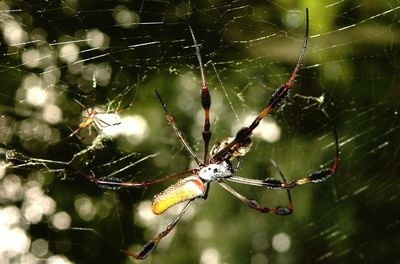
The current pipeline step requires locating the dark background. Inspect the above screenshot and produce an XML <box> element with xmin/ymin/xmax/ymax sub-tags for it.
<box><xmin>0</xmin><ymin>1</ymin><xmax>399</xmax><ymax>263</ymax></box>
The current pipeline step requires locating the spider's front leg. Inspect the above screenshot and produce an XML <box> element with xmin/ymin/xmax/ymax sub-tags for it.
<box><xmin>155</xmin><ymin>90</ymin><xmax>202</xmax><ymax>166</ymax></box>
<box><xmin>189</xmin><ymin>25</ymin><xmax>212</xmax><ymax>162</ymax></box>
<box><xmin>226</xmin><ymin>113</ymin><xmax>340</xmax><ymax>191</ymax></box>
<box><xmin>211</xmin><ymin>9</ymin><xmax>309</xmax><ymax>162</ymax></box>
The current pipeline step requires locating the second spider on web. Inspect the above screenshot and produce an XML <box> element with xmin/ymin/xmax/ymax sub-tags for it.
<box><xmin>89</xmin><ymin>8</ymin><xmax>339</xmax><ymax>260</ymax></box>
<box><xmin>67</xmin><ymin>94</ymin><xmax>132</xmax><ymax>140</ymax></box>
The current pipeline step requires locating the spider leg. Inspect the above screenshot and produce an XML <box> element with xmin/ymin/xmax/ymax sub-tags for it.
<box><xmin>67</xmin><ymin>119</ymin><xmax>93</xmax><ymax>139</ymax></box>
<box><xmin>77</xmin><ymin>124</ymin><xmax>93</xmax><ymax>141</ymax></box>
<box><xmin>201</xmin><ymin>182</ymin><xmax>211</xmax><ymax>200</ymax></box>
<box><xmin>217</xmin><ymin>180</ymin><xmax>292</xmax><ymax>215</ymax></box>
<box><xmin>263</xmin><ymin>110</ymin><xmax>339</xmax><ymax>190</ymax></box>
<box><xmin>95</xmin><ymin>117</ymin><xmax>120</xmax><ymax>128</ymax></box>
<box><xmin>225</xmin><ymin>159</ymin><xmax>291</xmax><ymax>188</ymax></box>
<box><xmin>155</xmin><ymin>90</ymin><xmax>202</xmax><ymax>166</ymax></box>
<box><xmin>234</xmin><ymin>108</ymin><xmax>339</xmax><ymax>190</ymax></box>
<box><xmin>68</xmin><ymin>127</ymin><xmax>83</xmax><ymax>138</ymax></box>
<box><xmin>222</xmin><ymin>160</ymin><xmax>292</xmax><ymax>214</ymax></box>
<box><xmin>73</xmin><ymin>99</ymin><xmax>87</xmax><ymax>109</ymax></box>
<box><xmin>73</xmin><ymin>99</ymin><xmax>92</xmax><ymax>116</ymax></box>
<box><xmin>88</xmin><ymin>169</ymin><xmax>198</xmax><ymax>190</ymax></box>
<box><xmin>211</xmin><ymin>8</ymin><xmax>309</xmax><ymax>162</ymax></box>
<box><xmin>116</xmin><ymin>102</ymin><xmax>133</xmax><ymax>113</ymax></box>
<box><xmin>92</xmin><ymin>119</ymin><xmax>102</xmax><ymax>130</ymax></box>
<box><xmin>68</xmin><ymin>100</ymin><xmax>93</xmax><ymax>139</ymax></box>
<box><xmin>263</xmin><ymin>163</ymin><xmax>338</xmax><ymax>190</ymax></box>
<box><xmin>225</xmin><ymin>176</ymin><xmax>269</xmax><ymax>187</ymax></box>
<box><xmin>92</xmin><ymin>116</ymin><xmax>121</xmax><ymax>133</ymax></box>
<box><xmin>122</xmin><ymin>200</ymin><xmax>193</xmax><ymax>260</ymax></box>
<box><xmin>189</xmin><ymin>26</ymin><xmax>211</xmax><ymax>163</ymax></box>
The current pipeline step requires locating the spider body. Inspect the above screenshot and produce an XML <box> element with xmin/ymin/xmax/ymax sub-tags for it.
<box><xmin>68</xmin><ymin>105</ymin><xmax>98</xmax><ymax>139</ymax></box>
<box><xmin>68</xmin><ymin>99</ymin><xmax>132</xmax><ymax>140</ymax></box>
<box><xmin>198</xmin><ymin>161</ymin><xmax>233</xmax><ymax>180</ymax></box>
<box><xmin>152</xmin><ymin>159</ymin><xmax>234</xmax><ymax>214</ymax></box>
<box><xmin>91</xmin><ymin>9</ymin><xmax>340</xmax><ymax>260</ymax></box>
<box><xmin>151</xmin><ymin>127</ymin><xmax>254</xmax><ymax>215</ymax></box>
<box><xmin>79</xmin><ymin>109</ymin><xmax>97</xmax><ymax>128</ymax></box>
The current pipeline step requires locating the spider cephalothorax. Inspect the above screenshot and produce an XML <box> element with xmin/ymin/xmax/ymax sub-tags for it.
<box><xmin>210</xmin><ymin>136</ymin><xmax>252</xmax><ymax>161</ymax></box>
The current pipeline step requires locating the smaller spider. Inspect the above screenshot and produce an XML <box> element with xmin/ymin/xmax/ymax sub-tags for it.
<box><xmin>89</xmin><ymin>8</ymin><xmax>340</xmax><ymax>260</ymax></box>
<box><xmin>67</xmin><ymin>99</ymin><xmax>130</xmax><ymax>140</ymax></box>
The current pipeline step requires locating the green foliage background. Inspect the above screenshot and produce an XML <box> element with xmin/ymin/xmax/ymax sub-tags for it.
<box><xmin>0</xmin><ymin>0</ymin><xmax>399</xmax><ymax>263</ymax></box>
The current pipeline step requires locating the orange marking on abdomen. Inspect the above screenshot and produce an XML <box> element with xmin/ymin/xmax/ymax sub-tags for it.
<box><xmin>151</xmin><ymin>176</ymin><xmax>205</xmax><ymax>215</ymax></box>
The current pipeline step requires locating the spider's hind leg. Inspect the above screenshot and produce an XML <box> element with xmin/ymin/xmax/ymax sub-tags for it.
<box><xmin>122</xmin><ymin>200</ymin><xmax>193</xmax><ymax>260</ymax></box>
<box><xmin>263</xmin><ymin>107</ymin><xmax>340</xmax><ymax>191</ymax></box>
<box><xmin>217</xmin><ymin>161</ymin><xmax>293</xmax><ymax>216</ymax></box>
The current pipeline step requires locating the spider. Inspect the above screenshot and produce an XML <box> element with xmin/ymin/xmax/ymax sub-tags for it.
<box><xmin>89</xmin><ymin>8</ymin><xmax>340</xmax><ymax>260</ymax></box>
<box><xmin>67</xmin><ymin>99</ymin><xmax>130</xmax><ymax>140</ymax></box>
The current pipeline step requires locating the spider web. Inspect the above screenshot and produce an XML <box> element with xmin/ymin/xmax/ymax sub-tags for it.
<box><xmin>1</xmin><ymin>1</ymin><xmax>399</xmax><ymax>263</ymax></box>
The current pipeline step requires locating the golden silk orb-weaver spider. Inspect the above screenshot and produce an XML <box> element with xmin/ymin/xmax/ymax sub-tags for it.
<box><xmin>89</xmin><ymin>8</ymin><xmax>340</xmax><ymax>260</ymax></box>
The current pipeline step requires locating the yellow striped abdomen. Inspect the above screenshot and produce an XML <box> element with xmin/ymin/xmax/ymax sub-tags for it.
<box><xmin>152</xmin><ymin>176</ymin><xmax>205</xmax><ymax>215</ymax></box>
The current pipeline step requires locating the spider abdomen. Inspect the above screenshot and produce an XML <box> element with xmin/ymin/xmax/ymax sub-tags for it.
<box><xmin>152</xmin><ymin>176</ymin><xmax>205</xmax><ymax>215</ymax></box>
